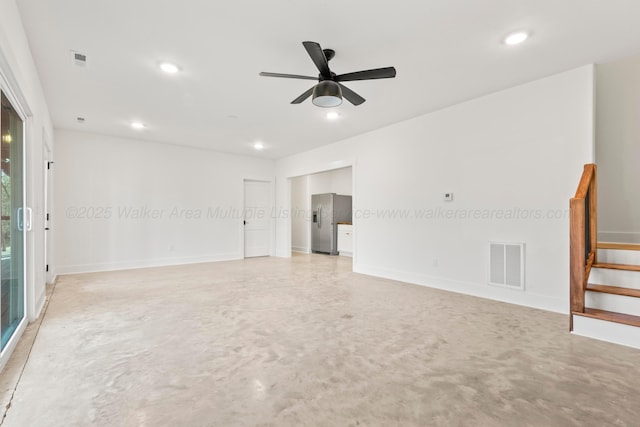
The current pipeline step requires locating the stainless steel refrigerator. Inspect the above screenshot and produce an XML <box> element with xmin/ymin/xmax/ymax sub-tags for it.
<box><xmin>311</xmin><ymin>193</ymin><xmax>352</xmax><ymax>255</ymax></box>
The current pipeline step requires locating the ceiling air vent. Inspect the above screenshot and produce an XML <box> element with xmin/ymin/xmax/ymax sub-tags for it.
<box><xmin>71</xmin><ymin>50</ymin><xmax>87</xmax><ymax>67</ymax></box>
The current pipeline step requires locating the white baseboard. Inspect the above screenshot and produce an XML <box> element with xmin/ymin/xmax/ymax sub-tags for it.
<box><xmin>355</xmin><ymin>263</ymin><xmax>566</xmax><ymax>314</ymax></box>
<box><xmin>291</xmin><ymin>246</ymin><xmax>310</xmax><ymax>254</ymax></box>
<box><xmin>572</xmin><ymin>315</ymin><xmax>640</xmax><ymax>349</ymax></box>
<box><xmin>55</xmin><ymin>253</ymin><xmax>242</xmax><ymax>276</ymax></box>
<box><xmin>34</xmin><ymin>286</ymin><xmax>47</xmax><ymax>320</ymax></box>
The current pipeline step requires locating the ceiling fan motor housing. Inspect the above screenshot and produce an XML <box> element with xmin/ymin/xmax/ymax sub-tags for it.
<box><xmin>323</xmin><ymin>49</ymin><xmax>336</xmax><ymax>61</ymax></box>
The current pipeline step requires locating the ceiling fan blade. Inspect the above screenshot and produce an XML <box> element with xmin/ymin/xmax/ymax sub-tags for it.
<box><xmin>336</xmin><ymin>67</ymin><xmax>397</xmax><ymax>82</ymax></box>
<box><xmin>302</xmin><ymin>41</ymin><xmax>331</xmax><ymax>78</ymax></box>
<box><xmin>259</xmin><ymin>72</ymin><xmax>318</xmax><ymax>80</ymax></box>
<box><xmin>291</xmin><ymin>86</ymin><xmax>315</xmax><ymax>104</ymax></box>
<box><xmin>338</xmin><ymin>83</ymin><xmax>365</xmax><ymax>106</ymax></box>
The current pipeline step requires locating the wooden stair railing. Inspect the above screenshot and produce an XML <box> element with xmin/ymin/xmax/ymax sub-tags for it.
<box><xmin>569</xmin><ymin>164</ymin><xmax>597</xmax><ymax>330</ymax></box>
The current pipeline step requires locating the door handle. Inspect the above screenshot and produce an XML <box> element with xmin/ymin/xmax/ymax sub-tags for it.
<box><xmin>318</xmin><ymin>206</ymin><xmax>322</xmax><ymax>228</ymax></box>
<box><xmin>25</xmin><ymin>207</ymin><xmax>33</xmax><ymax>232</ymax></box>
<box><xmin>17</xmin><ymin>207</ymin><xmax>23</xmax><ymax>231</ymax></box>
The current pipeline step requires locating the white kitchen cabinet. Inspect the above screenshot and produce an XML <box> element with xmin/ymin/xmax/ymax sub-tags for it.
<box><xmin>337</xmin><ymin>224</ymin><xmax>353</xmax><ymax>256</ymax></box>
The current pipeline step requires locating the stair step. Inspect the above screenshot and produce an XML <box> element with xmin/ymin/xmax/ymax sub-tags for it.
<box><xmin>586</xmin><ymin>284</ymin><xmax>640</xmax><ymax>298</ymax></box>
<box><xmin>598</xmin><ymin>242</ymin><xmax>640</xmax><ymax>251</ymax></box>
<box><xmin>592</xmin><ymin>263</ymin><xmax>640</xmax><ymax>272</ymax></box>
<box><xmin>573</xmin><ymin>308</ymin><xmax>640</xmax><ymax>328</ymax></box>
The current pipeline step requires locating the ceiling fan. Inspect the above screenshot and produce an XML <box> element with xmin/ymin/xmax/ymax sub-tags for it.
<box><xmin>259</xmin><ymin>41</ymin><xmax>396</xmax><ymax>107</ymax></box>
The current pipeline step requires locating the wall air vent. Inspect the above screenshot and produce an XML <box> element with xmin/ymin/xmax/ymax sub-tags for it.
<box><xmin>489</xmin><ymin>242</ymin><xmax>525</xmax><ymax>290</ymax></box>
<box><xmin>71</xmin><ymin>50</ymin><xmax>87</xmax><ymax>67</ymax></box>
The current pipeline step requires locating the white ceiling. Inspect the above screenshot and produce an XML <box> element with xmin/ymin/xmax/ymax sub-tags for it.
<box><xmin>16</xmin><ymin>0</ymin><xmax>640</xmax><ymax>159</ymax></box>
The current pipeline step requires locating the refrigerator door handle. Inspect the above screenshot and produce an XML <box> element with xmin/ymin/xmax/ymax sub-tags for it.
<box><xmin>318</xmin><ymin>206</ymin><xmax>321</xmax><ymax>228</ymax></box>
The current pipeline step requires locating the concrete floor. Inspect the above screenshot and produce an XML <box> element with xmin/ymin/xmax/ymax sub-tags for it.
<box><xmin>1</xmin><ymin>254</ymin><xmax>639</xmax><ymax>426</ymax></box>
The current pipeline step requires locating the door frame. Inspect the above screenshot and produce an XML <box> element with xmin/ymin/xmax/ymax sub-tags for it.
<box><xmin>0</xmin><ymin>72</ymin><xmax>30</xmax><ymax>371</ymax></box>
<box><xmin>43</xmin><ymin>135</ymin><xmax>53</xmax><ymax>285</ymax></box>
<box><xmin>242</xmin><ymin>178</ymin><xmax>275</xmax><ymax>258</ymax></box>
<box><xmin>286</xmin><ymin>162</ymin><xmax>356</xmax><ymax>268</ymax></box>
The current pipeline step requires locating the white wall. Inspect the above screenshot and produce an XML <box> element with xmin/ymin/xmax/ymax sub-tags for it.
<box><xmin>53</xmin><ymin>130</ymin><xmax>274</xmax><ymax>274</ymax></box>
<box><xmin>308</xmin><ymin>167</ymin><xmax>352</xmax><ymax>196</ymax></box>
<box><xmin>290</xmin><ymin>167</ymin><xmax>352</xmax><ymax>253</ymax></box>
<box><xmin>290</xmin><ymin>175</ymin><xmax>309</xmax><ymax>253</ymax></box>
<box><xmin>276</xmin><ymin>66</ymin><xmax>595</xmax><ymax>313</ymax></box>
<box><xmin>0</xmin><ymin>0</ymin><xmax>55</xmax><ymax>324</ymax></box>
<box><xmin>596</xmin><ymin>54</ymin><xmax>640</xmax><ymax>243</ymax></box>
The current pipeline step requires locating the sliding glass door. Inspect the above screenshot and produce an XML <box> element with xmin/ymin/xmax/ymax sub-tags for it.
<box><xmin>0</xmin><ymin>91</ymin><xmax>25</xmax><ymax>350</ymax></box>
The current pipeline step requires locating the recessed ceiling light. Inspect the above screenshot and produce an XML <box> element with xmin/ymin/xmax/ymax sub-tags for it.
<box><xmin>131</xmin><ymin>121</ymin><xmax>145</xmax><ymax>130</ymax></box>
<box><xmin>254</xmin><ymin>142</ymin><xmax>264</xmax><ymax>150</ymax></box>
<box><xmin>504</xmin><ymin>31</ymin><xmax>529</xmax><ymax>46</ymax></box>
<box><xmin>159</xmin><ymin>62</ymin><xmax>180</xmax><ymax>73</ymax></box>
<box><xmin>326</xmin><ymin>111</ymin><xmax>340</xmax><ymax>120</ymax></box>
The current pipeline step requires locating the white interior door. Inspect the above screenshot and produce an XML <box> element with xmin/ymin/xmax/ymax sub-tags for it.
<box><xmin>244</xmin><ymin>180</ymin><xmax>271</xmax><ymax>258</ymax></box>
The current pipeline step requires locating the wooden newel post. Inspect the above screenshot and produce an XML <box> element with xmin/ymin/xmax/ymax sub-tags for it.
<box><xmin>569</xmin><ymin>197</ymin><xmax>586</xmax><ymax>330</ymax></box>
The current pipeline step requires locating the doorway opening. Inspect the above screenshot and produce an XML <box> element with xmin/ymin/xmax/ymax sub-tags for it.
<box><xmin>290</xmin><ymin>166</ymin><xmax>353</xmax><ymax>259</ymax></box>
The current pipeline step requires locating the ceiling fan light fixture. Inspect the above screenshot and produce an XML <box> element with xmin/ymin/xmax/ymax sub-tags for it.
<box><xmin>312</xmin><ymin>81</ymin><xmax>343</xmax><ymax>108</ymax></box>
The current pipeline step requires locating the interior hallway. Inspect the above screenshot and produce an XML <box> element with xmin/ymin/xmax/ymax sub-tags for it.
<box><xmin>1</xmin><ymin>254</ymin><xmax>638</xmax><ymax>426</ymax></box>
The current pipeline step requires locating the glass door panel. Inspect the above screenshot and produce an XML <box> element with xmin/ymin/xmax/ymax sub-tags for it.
<box><xmin>0</xmin><ymin>91</ymin><xmax>25</xmax><ymax>350</ymax></box>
